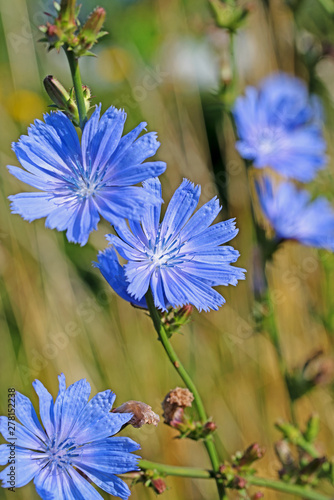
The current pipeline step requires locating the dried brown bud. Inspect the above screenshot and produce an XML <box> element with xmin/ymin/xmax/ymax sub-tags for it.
<box><xmin>151</xmin><ymin>478</ymin><xmax>167</xmax><ymax>494</ymax></box>
<box><xmin>303</xmin><ymin>350</ymin><xmax>334</xmax><ymax>386</ymax></box>
<box><xmin>162</xmin><ymin>387</ymin><xmax>194</xmax><ymax>424</ymax></box>
<box><xmin>275</xmin><ymin>440</ymin><xmax>295</xmax><ymax>467</ymax></box>
<box><xmin>114</xmin><ymin>401</ymin><xmax>159</xmax><ymax>428</ymax></box>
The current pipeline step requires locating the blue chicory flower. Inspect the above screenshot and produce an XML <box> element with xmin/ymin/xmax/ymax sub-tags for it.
<box><xmin>255</xmin><ymin>176</ymin><xmax>334</xmax><ymax>250</ymax></box>
<box><xmin>0</xmin><ymin>374</ymin><xmax>140</xmax><ymax>499</ymax></box>
<box><xmin>233</xmin><ymin>73</ymin><xmax>327</xmax><ymax>182</ymax></box>
<box><xmin>8</xmin><ymin>105</ymin><xmax>166</xmax><ymax>245</ymax></box>
<box><xmin>97</xmin><ymin>178</ymin><xmax>245</xmax><ymax>312</ymax></box>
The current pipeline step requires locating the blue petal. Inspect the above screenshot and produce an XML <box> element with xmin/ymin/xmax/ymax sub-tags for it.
<box><xmin>75</xmin><ymin>467</ymin><xmax>131</xmax><ymax>500</ymax></box>
<box><xmin>0</xmin><ymin>457</ymin><xmax>41</xmax><ymax>488</ymax></box>
<box><xmin>110</xmin><ymin>122</ymin><xmax>147</xmax><ymax>164</ymax></box>
<box><xmin>162</xmin><ymin>267</ymin><xmax>225</xmax><ymax>311</ymax></box>
<box><xmin>0</xmin><ymin>417</ymin><xmax>45</xmax><ymax>451</ymax></box>
<box><xmin>104</xmin><ymin>161</ymin><xmax>166</xmax><ymax>186</ymax></box>
<box><xmin>81</xmin><ymin>104</ymin><xmax>102</xmax><ymax>170</ymax></box>
<box><xmin>72</xmin><ymin>411</ymin><xmax>132</xmax><ymax>444</ymax></box>
<box><xmin>73</xmin><ymin>441</ymin><xmax>140</xmax><ymax>475</ymax></box>
<box><xmin>184</xmin><ymin>219</ymin><xmax>239</xmax><ymax>251</ymax></box>
<box><xmin>53</xmin><ymin>374</ymin><xmax>66</xmax><ymax>436</ymax></box>
<box><xmin>65</xmin><ymin>198</ymin><xmax>100</xmax><ymax>246</ymax></box>
<box><xmin>7</xmin><ymin>165</ymin><xmax>51</xmax><ymax>190</ymax></box>
<box><xmin>180</xmin><ymin>196</ymin><xmax>221</xmax><ymax>241</ymax></box>
<box><xmin>15</xmin><ymin>391</ymin><xmax>46</xmax><ymax>441</ymax></box>
<box><xmin>160</xmin><ymin>179</ymin><xmax>201</xmax><ymax>241</ymax></box>
<box><xmin>114</xmin><ymin>132</ymin><xmax>161</xmax><ymax>169</ymax></box>
<box><xmin>125</xmin><ymin>261</ymin><xmax>154</xmax><ymax>300</ymax></box>
<box><xmin>32</xmin><ymin>380</ymin><xmax>55</xmax><ymax>439</ymax></box>
<box><xmin>89</xmin><ymin>107</ymin><xmax>126</xmax><ymax>176</ymax></box>
<box><xmin>57</xmin><ymin>378</ymin><xmax>91</xmax><ymax>443</ymax></box>
<box><xmin>9</xmin><ymin>193</ymin><xmax>56</xmax><ymax>222</ymax></box>
<box><xmin>94</xmin><ymin>248</ymin><xmax>147</xmax><ymax>308</ymax></box>
<box><xmin>96</xmin><ymin>186</ymin><xmax>162</xmax><ymax>222</ymax></box>
<box><xmin>141</xmin><ymin>177</ymin><xmax>163</xmax><ymax>240</ymax></box>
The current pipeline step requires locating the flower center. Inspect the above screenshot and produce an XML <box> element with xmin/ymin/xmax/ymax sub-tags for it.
<box><xmin>147</xmin><ymin>234</ymin><xmax>184</xmax><ymax>268</ymax></box>
<box><xmin>257</xmin><ymin>128</ymin><xmax>283</xmax><ymax>156</ymax></box>
<box><xmin>76</xmin><ymin>179</ymin><xmax>98</xmax><ymax>199</ymax></box>
<box><xmin>43</xmin><ymin>437</ymin><xmax>80</xmax><ymax>470</ymax></box>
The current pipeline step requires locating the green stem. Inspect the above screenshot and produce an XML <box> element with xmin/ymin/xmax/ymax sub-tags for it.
<box><xmin>145</xmin><ymin>289</ymin><xmax>227</xmax><ymax>500</ymax></box>
<box><xmin>139</xmin><ymin>460</ymin><xmax>332</xmax><ymax>500</ymax></box>
<box><xmin>139</xmin><ymin>459</ymin><xmax>214</xmax><ymax>479</ymax></box>
<box><xmin>246</xmin><ymin>476</ymin><xmax>332</xmax><ymax>500</ymax></box>
<box><xmin>65</xmin><ymin>49</ymin><xmax>87</xmax><ymax>129</ymax></box>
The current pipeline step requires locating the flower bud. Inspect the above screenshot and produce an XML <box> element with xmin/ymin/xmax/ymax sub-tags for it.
<box><xmin>151</xmin><ymin>478</ymin><xmax>167</xmax><ymax>494</ymax></box>
<box><xmin>59</xmin><ymin>0</ymin><xmax>76</xmax><ymax>27</ymax></box>
<box><xmin>238</xmin><ymin>443</ymin><xmax>265</xmax><ymax>466</ymax></box>
<box><xmin>204</xmin><ymin>421</ymin><xmax>218</xmax><ymax>433</ymax></box>
<box><xmin>304</xmin><ymin>414</ymin><xmax>320</xmax><ymax>443</ymax></box>
<box><xmin>209</xmin><ymin>0</ymin><xmax>249</xmax><ymax>32</ymax></box>
<box><xmin>113</xmin><ymin>400</ymin><xmax>159</xmax><ymax>428</ymax></box>
<box><xmin>44</xmin><ymin>75</ymin><xmax>71</xmax><ymax>108</ymax></box>
<box><xmin>251</xmin><ymin>493</ymin><xmax>264</xmax><ymax>499</ymax></box>
<box><xmin>43</xmin><ymin>76</ymin><xmax>79</xmax><ymax>124</ymax></box>
<box><xmin>233</xmin><ymin>476</ymin><xmax>247</xmax><ymax>489</ymax></box>
<box><xmin>78</xmin><ymin>7</ymin><xmax>107</xmax><ymax>53</ymax></box>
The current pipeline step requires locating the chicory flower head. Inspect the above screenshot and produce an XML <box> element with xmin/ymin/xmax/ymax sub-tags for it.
<box><xmin>256</xmin><ymin>176</ymin><xmax>334</xmax><ymax>250</ymax></box>
<box><xmin>97</xmin><ymin>178</ymin><xmax>245</xmax><ymax>312</ymax></box>
<box><xmin>8</xmin><ymin>105</ymin><xmax>166</xmax><ymax>245</ymax></box>
<box><xmin>0</xmin><ymin>375</ymin><xmax>140</xmax><ymax>499</ymax></box>
<box><xmin>233</xmin><ymin>73</ymin><xmax>326</xmax><ymax>182</ymax></box>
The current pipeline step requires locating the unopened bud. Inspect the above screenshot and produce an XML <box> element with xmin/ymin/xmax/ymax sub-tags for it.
<box><xmin>300</xmin><ymin>457</ymin><xmax>327</xmax><ymax>478</ymax></box>
<box><xmin>304</xmin><ymin>414</ymin><xmax>320</xmax><ymax>443</ymax></box>
<box><xmin>175</xmin><ymin>304</ymin><xmax>194</xmax><ymax>321</ymax></box>
<box><xmin>238</xmin><ymin>443</ymin><xmax>265</xmax><ymax>466</ymax></box>
<box><xmin>252</xmin><ymin>493</ymin><xmax>264</xmax><ymax>499</ymax></box>
<box><xmin>44</xmin><ymin>75</ymin><xmax>71</xmax><ymax>108</ymax></box>
<box><xmin>204</xmin><ymin>421</ymin><xmax>218</xmax><ymax>433</ymax></box>
<box><xmin>59</xmin><ymin>0</ymin><xmax>76</xmax><ymax>26</ymax></box>
<box><xmin>151</xmin><ymin>478</ymin><xmax>167</xmax><ymax>494</ymax></box>
<box><xmin>275</xmin><ymin>420</ymin><xmax>300</xmax><ymax>444</ymax></box>
<box><xmin>78</xmin><ymin>7</ymin><xmax>107</xmax><ymax>52</ymax></box>
<box><xmin>233</xmin><ymin>476</ymin><xmax>247</xmax><ymax>489</ymax></box>
<box><xmin>113</xmin><ymin>400</ymin><xmax>159</xmax><ymax>428</ymax></box>
<box><xmin>82</xmin><ymin>7</ymin><xmax>106</xmax><ymax>36</ymax></box>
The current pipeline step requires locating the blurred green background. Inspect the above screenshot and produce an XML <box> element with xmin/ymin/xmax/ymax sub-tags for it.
<box><xmin>0</xmin><ymin>0</ymin><xmax>334</xmax><ymax>498</ymax></box>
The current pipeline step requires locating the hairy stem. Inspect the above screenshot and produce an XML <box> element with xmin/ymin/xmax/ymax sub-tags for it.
<box><xmin>145</xmin><ymin>289</ymin><xmax>227</xmax><ymax>499</ymax></box>
<box><xmin>65</xmin><ymin>49</ymin><xmax>87</xmax><ymax>129</ymax></box>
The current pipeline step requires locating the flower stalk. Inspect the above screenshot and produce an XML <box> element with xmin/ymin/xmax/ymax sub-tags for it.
<box><xmin>145</xmin><ymin>288</ymin><xmax>227</xmax><ymax>500</ymax></box>
<box><xmin>65</xmin><ymin>49</ymin><xmax>87</xmax><ymax>129</ymax></box>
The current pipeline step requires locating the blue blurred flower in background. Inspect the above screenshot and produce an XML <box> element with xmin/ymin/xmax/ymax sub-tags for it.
<box><xmin>233</xmin><ymin>73</ymin><xmax>327</xmax><ymax>182</ymax></box>
<box><xmin>8</xmin><ymin>105</ymin><xmax>166</xmax><ymax>245</ymax></box>
<box><xmin>256</xmin><ymin>176</ymin><xmax>334</xmax><ymax>250</ymax></box>
<box><xmin>99</xmin><ymin>178</ymin><xmax>245</xmax><ymax>312</ymax></box>
<box><xmin>0</xmin><ymin>374</ymin><xmax>140</xmax><ymax>499</ymax></box>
